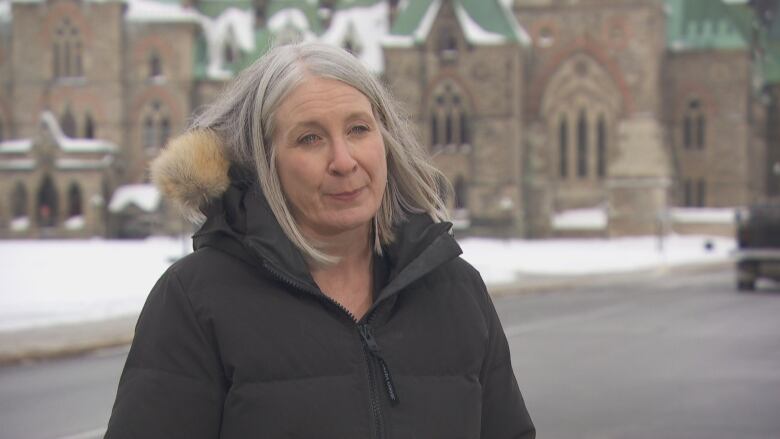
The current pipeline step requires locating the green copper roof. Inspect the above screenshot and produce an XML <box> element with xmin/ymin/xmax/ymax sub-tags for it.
<box><xmin>390</xmin><ymin>0</ymin><xmax>523</xmax><ymax>44</ymax></box>
<box><xmin>665</xmin><ymin>0</ymin><xmax>751</xmax><ymax>51</ymax></box>
<box><xmin>335</xmin><ymin>0</ymin><xmax>379</xmax><ymax>9</ymax></box>
<box><xmin>197</xmin><ymin>0</ymin><xmax>252</xmax><ymax>18</ymax></box>
<box><xmin>762</xmin><ymin>47</ymin><xmax>780</xmax><ymax>83</ymax></box>
<box><xmin>268</xmin><ymin>0</ymin><xmax>323</xmax><ymax>34</ymax></box>
<box><xmin>389</xmin><ymin>0</ymin><xmax>434</xmax><ymax>36</ymax></box>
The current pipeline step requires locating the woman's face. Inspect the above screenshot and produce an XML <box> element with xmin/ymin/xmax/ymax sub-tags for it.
<box><xmin>272</xmin><ymin>76</ymin><xmax>388</xmax><ymax>240</ymax></box>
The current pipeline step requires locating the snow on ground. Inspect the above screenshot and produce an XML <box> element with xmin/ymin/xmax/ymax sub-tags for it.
<box><xmin>0</xmin><ymin>238</ymin><xmax>190</xmax><ymax>332</ymax></box>
<box><xmin>459</xmin><ymin>235</ymin><xmax>734</xmax><ymax>285</ymax></box>
<box><xmin>0</xmin><ymin>234</ymin><xmax>734</xmax><ymax>332</ymax></box>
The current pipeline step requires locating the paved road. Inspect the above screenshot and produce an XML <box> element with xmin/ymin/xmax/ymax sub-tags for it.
<box><xmin>499</xmin><ymin>269</ymin><xmax>780</xmax><ymax>439</ymax></box>
<box><xmin>1</xmin><ymin>268</ymin><xmax>779</xmax><ymax>439</ymax></box>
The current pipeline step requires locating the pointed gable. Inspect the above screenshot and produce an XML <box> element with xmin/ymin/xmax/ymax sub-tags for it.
<box><xmin>384</xmin><ymin>0</ymin><xmax>527</xmax><ymax>47</ymax></box>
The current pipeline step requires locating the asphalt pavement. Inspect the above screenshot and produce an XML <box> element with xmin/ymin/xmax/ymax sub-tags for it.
<box><xmin>2</xmin><ymin>261</ymin><xmax>779</xmax><ymax>439</ymax></box>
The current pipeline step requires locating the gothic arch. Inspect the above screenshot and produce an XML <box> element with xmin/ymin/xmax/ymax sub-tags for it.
<box><xmin>426</xmin><ymin>78</ymin><xmax>474</xmax><ymax>153</ymax></box>
<box><xmin>131</xmin><ymin>87</ymin><xmax>183</xmax><ymax>125</ymax></box>
<box><xmin>37</xmin><ymin>175</ymin><xmax>59</xmax><ymax>228</ymax></box>
<box><xmin>140</xmin><ymin>100</ymin><xmax>172</xmax><ymax>154</ymax></box>
<box><xmin>532</xmin><ymin>40</ymin><xmax>633</xmax><ymax>117</ymax></box>
<box><xmin>67</xmin><ymin>182</ymin><xmax>83</xmax><ymax>218</ymax></box>
<box><xmin>541</xmin><ymin>53</ymin><xmax>621</xmax><ymax>184</ymax></box>
<box><xmin>132</xmin><ymin>36</ymin><xmax>175</xmax><ymax>79</ymax></box>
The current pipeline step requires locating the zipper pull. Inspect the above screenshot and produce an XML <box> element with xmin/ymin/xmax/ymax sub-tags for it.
<box><xmin>358</xmin><ymin>323</ymin><xmax>380</xmax><ymax>353</ymax></box>
<box><xmin>358</xmin><ymin>324</ymin><xmax>400</xmax><ymax>406</ymax></box>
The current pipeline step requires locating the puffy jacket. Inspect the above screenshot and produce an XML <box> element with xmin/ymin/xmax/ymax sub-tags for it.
<box><xmin>104</xmin><ymin>133</ymin><xmax>535</xmax><ymax>439</ymax></box>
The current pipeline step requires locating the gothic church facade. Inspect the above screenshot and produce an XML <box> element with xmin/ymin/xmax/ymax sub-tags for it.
<box><xmin>0</xmin><ymin>0</ymin><xmax>776</xmax><ymax>238</ymax></box>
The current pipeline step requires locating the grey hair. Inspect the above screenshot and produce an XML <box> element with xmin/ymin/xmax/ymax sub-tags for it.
<box><xmin>192</xmin><ymin>41</ymin><xmax>451</xmax><ymax>265</ymax></box>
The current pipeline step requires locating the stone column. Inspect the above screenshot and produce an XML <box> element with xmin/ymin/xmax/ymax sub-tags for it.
<box><xmin>607</xmin><ymin>114</ymin><xmax>671</xmax><ymax>236</ymax></box>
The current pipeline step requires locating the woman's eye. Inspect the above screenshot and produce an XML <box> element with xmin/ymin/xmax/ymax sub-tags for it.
<box><xmin>298</xmin><ymin>134</ymin><xmax>319</xmax><ymax>145</ymax></box>
<box><xmin>349</xmin><ymin>125</ymin><xmax>369</xmax><ymax>135</ymax></box>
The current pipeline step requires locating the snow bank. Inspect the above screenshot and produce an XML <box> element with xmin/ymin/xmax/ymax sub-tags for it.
<box><xmin>0</xmin><ymin>234</ymin><xmax>734</xmax><ymax>332</ymax></box>
<box><xmin>459</xmin><ymin>235</ymin><xmax>734</xmax><ymax>285</ymax></box>
<box><xmin>0</xmin><ymin>238</ymin><xmax>191</xmax><ymax>331</ymax></box>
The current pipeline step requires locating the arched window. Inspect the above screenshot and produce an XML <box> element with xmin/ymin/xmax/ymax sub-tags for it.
<box><xmin>454</xmin><ymin>175</ymin><xmax>467</xmax><ymax>209</ymax></box>
<box><xmin>142</xmin><ymin>101</ymin><xmax>171</xmax><ymax>154</ymax></box>
<box><xmin>444</xmin><ymin>112</ymin><xmax>453</xmax><ymax>145</ymax></box>
<box><xmin>61</xmin><ymin>107</ymin><xmax>77</xmax><ymax>138</ymax></box>
<box><xmin>53</xmin><ymin>18</ymin><xmax>83</xmax><ymax>79</ymax></box>
<box><xmin>577</xmin><ymin>110</ymin><xmax>588</xmax><ymax>178</ymax></box>
<box><xmin>149</xmin><ymin>52</ymin><xmax>163</xmax><ymax>78</ymax></box>
<box><xmin>160</xmin><ymin>117</ymin><xmax>171</xmax><ymax>147</ymax></box>
<box><xmin>459</xmin><ymin>112</ymin><xmax>470</xmax><ymax>145</ymax></box>
<box><xmin>84</xmin><ymin>114</ymin><xmax>95</xmax><ymax>139</ymax></box>
<box><xmin>683</xmin><ymin>99</ymin><xmax>705</xmax><ymax>149</ymax></box>
<box><xmin>143</xmin><ymin>116</ymin><xmax>155</xmax><ymax>149</ymax></box>
<box><xmin>430</xmin><ymin>114</ymin><xmax>438</xmax><ymax>147</ymax></box>
<box><xmin>37</xmin><ymin>175</ymin><xmax>59</xmax><ymax>228</ymax></box>
<box><xmin>67</xmin><ymin>183</ymin><xmax>82</xmax><ymax>217</ymax></box>
<box><xmin>430</xmin><ymin>83</ymin><xmax>470</xmax><ymax>152</ymax></box>
<box><xmin>11</xmin><ymin>182</ymin><xmax>27</xmax><ymax>218</ymax></box>
<box><xmin>559</xmin><ymin>117</ymin><xmax>568</xmax><ymax>178</ymax></box>
<box><xmin>696</xmin><ymin>114</ymin><xmax>705</xmax><ymax>149</ymax></box>
<box><xmin>597</xmin><ymin>115</ymin><xmax>607</xmax><ymax>178</ymax></box>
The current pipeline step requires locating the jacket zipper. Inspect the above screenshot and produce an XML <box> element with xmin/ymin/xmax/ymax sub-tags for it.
<box><xmin>260</xmin><ymin>260</ymin><xmax>399</xmax><ymax>439</ymax></box>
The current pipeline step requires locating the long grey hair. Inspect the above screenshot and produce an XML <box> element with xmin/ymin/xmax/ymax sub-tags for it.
<box><xmin>192</xmin><ymin>42</ymin><xmax>451</xmax><ymax>265</ymax></box>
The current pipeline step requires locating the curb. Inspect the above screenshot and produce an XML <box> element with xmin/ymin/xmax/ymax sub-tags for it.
<box><xmin>0</xmin><ymin>259</ymin><xmax>733</xmax><ymax>365</ymax></box>
<box><xmin>487</xmin><ymin>259</ymin><xmax>733</xmax><ymax>297</ymax></box>
<box><xmin>0</xmin><ymin>314</ymin><xmax>137</xmax><ymax>365</ymax></box>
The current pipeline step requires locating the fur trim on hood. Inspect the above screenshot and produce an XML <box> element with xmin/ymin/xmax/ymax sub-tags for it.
<box><xmin>150</xmin><ymin>130</ymin><xmax>232</xmax><ymax>222</ymax></box>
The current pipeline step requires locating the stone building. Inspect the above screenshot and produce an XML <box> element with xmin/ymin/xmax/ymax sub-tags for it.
<box><xmin>0</xmin><ymin>0</ymin><xmax>775</xmax><ymax>239</ymax></box>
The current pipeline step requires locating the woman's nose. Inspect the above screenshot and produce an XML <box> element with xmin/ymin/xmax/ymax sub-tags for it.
<box><xmin>328</xmin><ymin>136</ymin><xmax>358</xmax><ymax>175</ymax></box>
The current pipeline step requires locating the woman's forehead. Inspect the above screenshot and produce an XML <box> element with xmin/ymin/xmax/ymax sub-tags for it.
<box><xmin>277</xmin><ymin>77</ymin><xmax>374</xmax><ymax>121</ymax></box>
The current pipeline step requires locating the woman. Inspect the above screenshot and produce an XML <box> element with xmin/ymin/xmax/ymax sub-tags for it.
<box><xmin>105</xmin><ymin>42</ymin><xmax>535</xmax><ymax>439</ymax></box>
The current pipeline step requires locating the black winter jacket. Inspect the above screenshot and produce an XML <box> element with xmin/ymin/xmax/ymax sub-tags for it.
<box><xmin>105</xmin><ymin>136</ymin><xmax>535</xmax><ymax>439</ymax></box>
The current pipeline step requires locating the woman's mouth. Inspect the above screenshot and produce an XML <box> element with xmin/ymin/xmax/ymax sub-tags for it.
<box><xmin>329</xmin><ymin>187</ymin><xmax>364</xmax><ymax>202</ymax></box>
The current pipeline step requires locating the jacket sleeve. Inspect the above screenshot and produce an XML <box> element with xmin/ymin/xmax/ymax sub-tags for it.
<box><xmin>104</xmin><ymin>268</ymin><xmax>226</xmax><ymax>439</ymax></box>
<box><xmin>477</xmin><ymin>278</ymin><xmax>536</xmax><ymax>439</ymax></box>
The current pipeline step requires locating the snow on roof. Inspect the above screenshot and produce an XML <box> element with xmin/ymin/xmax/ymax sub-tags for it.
<box><xmin>109</xmin><ymin>184</ymin><xmax>162</xmax><ymax>213</ymax></box>
<box><xmin>0</xmin><ymin>158</ymin><xmax>35</xmax><ymax>171</ymax></box>
<box><xmin>553</xmin><ymin>207</ymin><xmax>608</xmax><ymax>231</ymax></box>
<box><xmin>320</xmin><ymin>1</ymin><xmax>389</xmax><ymax>73</ymax></box>
<box><xmin>454</xmin><ymin>1</ymin><xmax>506</xmax><ymax>45</ymax></box>
<box><xmin>415</xmin><ymin>0</ymin><xmax>440</xmax><ymax>42</ymax></box>
<box><xmin>40</xmin><ymin>112</ymin><xmax>119</xmax><ymax>154</ymax></box>
<box><xmin>497</xmin><ymin>0</ymin><xmax>531</xmax><ymax>45</ymax></box>
<box><xmin>56</xmin><ymin>156</ymin><xmax>114</xmax><ymax>170</ymax></box>
<box><xmin>203</xmin><ymin>7</ymin><xmax>255</xmax><ymax>79</ymax></box>
<box><xmin>125</xmin><ymin>0</ymin><xmax>201</xmax><ymax>23</ymax></box>
<box><xmin>381</xmin><ymin>0</ymin><xmax>439</xmax><ymax>47</ymax></box>
<box><xmin>0</xmin><ymin>139</ymin><xmax>33</xmax><ymax>154</ymax></box>
<box><xmin>268</xmin><ymin>7</ymin><xmax>312</xmax><ymax>33</ymax></box>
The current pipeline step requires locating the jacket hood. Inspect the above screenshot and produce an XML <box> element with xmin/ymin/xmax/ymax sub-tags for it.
<box><xmin>151</xmin><ymin>130</ymin><xmax>462</xmax><ymax>298</ymax></box>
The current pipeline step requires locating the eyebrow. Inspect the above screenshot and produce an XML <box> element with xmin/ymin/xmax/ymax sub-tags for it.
<box><xmin>288</xmin><ymin>110</ymin><xmax>375</xmax><ymax>135</ymax></box>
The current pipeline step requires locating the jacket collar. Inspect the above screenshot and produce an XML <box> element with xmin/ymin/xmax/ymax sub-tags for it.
<box><xmin>193</xmin><ymin>174</ymin><xmax>462</xmax><ymax>302</ymax></box>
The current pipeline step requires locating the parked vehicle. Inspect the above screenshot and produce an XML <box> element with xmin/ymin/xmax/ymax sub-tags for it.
<box><xmin>735</xmin><ymin>202</ymin><xmax>780</xmax><ymax>290</ymax></box>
